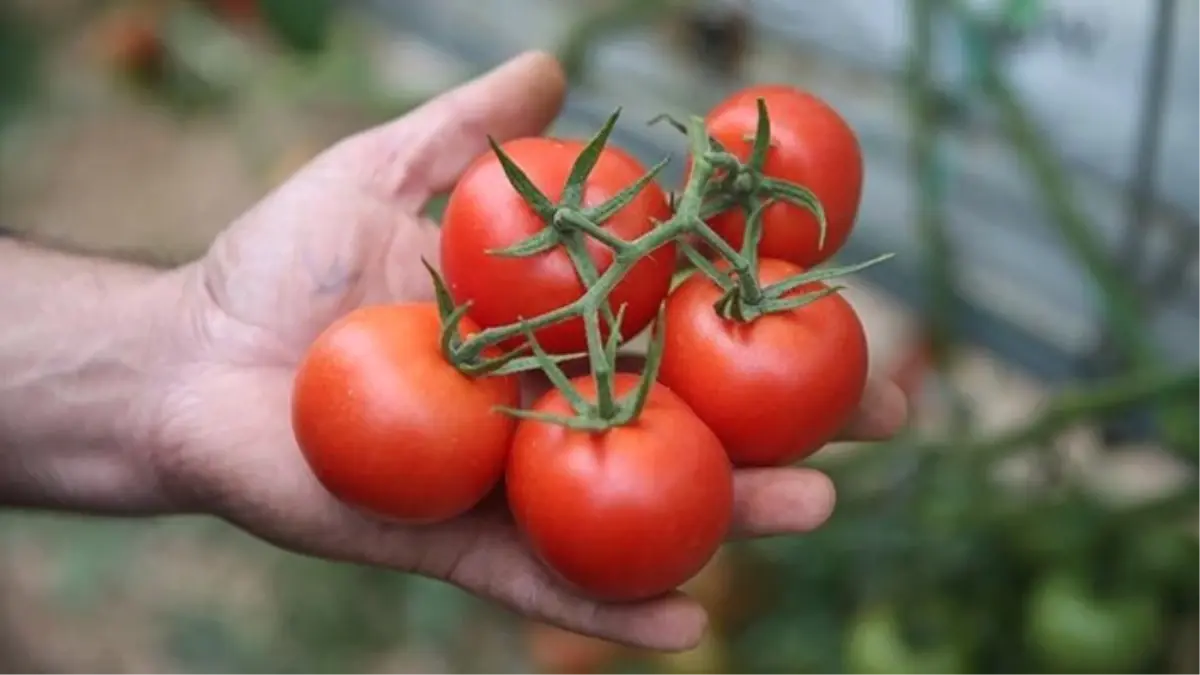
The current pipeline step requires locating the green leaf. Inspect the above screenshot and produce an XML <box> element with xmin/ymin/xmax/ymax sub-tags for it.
<box><xmin>762</xmin><ymin>253</ymin><xmax>895</xmax><ymax>298</ymax></box>
<box><xmin>585</xmin><ymin>156</ymin><xmax>670</xmax><ymax>224</ymax></box>
<box><xmin>748</xmin><ymin>97</ymin><xmax>773</xmax><ymax>171</ymax></box>
<box><xmin>488</xmin><ymin>137</ymin><xmax>557</xmax><ymax>219</ymax></box>
<box><xmin>761</xmin><ymin>177</ymin><xmax>828</xmax><ymax>249</ymax></box>
<box><xmin>741</xmin><ymin>198</ymin><xmax>774</xmax><ymax>268</ymax></box>
<box><xmin>421</xmin><ymin>257</ymin><xmax>458</xmax><ymax>320</ymax></box>
<box><xmin>604</xmin><ymin>304</ymin><xmax>629</xmax><ymax>366</ymax></box>
<box><xmin>763</xmin><ymin>285</ymin><xmax>845</xmax><ymax>314</ymax></box>
<box><xmin>679</xmin><ymin>241</ymin><xmax>735</xmax><ymax>291</ymax></box>
<box><xmin>258</xmin><ymin>0</ymin><xmax>336</xmax><ymax>55</ymax></box>
<box><xmin>647</xmin><ymin>113</ymin><xmax>727</xmax><ymax>152</ymax></box>
<box><xmin>439</xmin><ymin>302</ymin><xmax>473</xmax><ymax>358</ymax></box>
<box><xmin>485</xmin><ymin>350</ymin><xmax>587</xmax><ymax>377</ymax></box>
<box><xmin>485</xmin><ymin>228</ymin><xmax>560</xmax><ymax>258</ymax></box>
<box><xmin>516</xmin><ymin>322</ymin><xmax>590</xmax><ymax>414</ymax></box>
<box><xmin>624</xmin><ymin>304</ymin><xmax>667</xmax><ymax>422</ymax></box>
<box><xmin>562</xmin><ymin>108</ymin><xmax>621</xmax><ymax>207</ymax></box>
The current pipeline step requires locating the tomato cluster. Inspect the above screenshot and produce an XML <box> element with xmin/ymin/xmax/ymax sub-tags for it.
<box><xmin>292</xmin><ymin>85</ymin><xmax>881</xmax><ymax>603</ymax></box>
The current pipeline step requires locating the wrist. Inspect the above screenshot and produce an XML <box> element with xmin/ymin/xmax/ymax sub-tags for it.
<box><xmin>0</xmin><ymin>240</ymin><xmax>190</xmax><ymax>513</ymax></box>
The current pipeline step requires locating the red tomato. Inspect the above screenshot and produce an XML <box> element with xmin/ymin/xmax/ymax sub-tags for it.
<box><xmin>701</xmin><ymin>84</ymin><xmax>863</xmax><ymax>268</ymax></box>
<box><xmin>98</xmin><ymin>8</ymin><xmax>165</xmax><ymax>78</ymax></box>
<box><xmin>208</xmin><ymin>0</ymin><xmax>259</xmax><ymax>22</ymax></box>
<box><xmin>506</xmin><ymin>373</ymin><xmax>734</xmax><ymax>602</ymax></box>
<box><xmin>441</xmin><ymin>138</ymin><xmax>676</xmax><ymax>355</ymax></box>
<box><xmin>658</xmin><ymin>258</ymin><xmax>869</xmax><ymax>467</ymax></box>
<box><xmin>291</xmin><ymin>303</ymin><xmax>519</xmax><ymax>523</ymax></box>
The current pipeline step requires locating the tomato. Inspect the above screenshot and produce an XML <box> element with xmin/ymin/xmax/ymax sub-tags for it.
<box><xmin>291</xmin><ymin>303</ymin><xmax>519</xmax><ymax>524</ymax></box>
<box><xmin>98</xmin><ymin>8</ymin><xmax>165</xmax><ymax>80</ymax></box>
<box><xmin>441</xmin><ymin>137</ymin><xmax>676</xmax><ymax>355</ymax></box>
<box><xmin>658</xmin><ymin>257</ymin><xmax>869</xmax><ymax>467</ymax></box>
<box><xmin>1024</xmin><ymin>570</ymin><xmax>1162</xmax><ymax>673</ymax></box>
<box><xmin>843</xmin><ymin>606</ymin><xmax>970</xmax><ymax>674</ymax></box>
<box><xmin>700</xmin><ymin>84</ymin><xmax>863</xmax><ymax>268</ymax></box>
<box><xmin>506</xmin><ymin>373</ymin><xmax>734</xmax><ymax>602</ymax></box>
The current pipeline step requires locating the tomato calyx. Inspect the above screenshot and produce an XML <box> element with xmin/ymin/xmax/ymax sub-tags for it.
<box><xmin>655</xmin><ymin>103</ymin><xmax>894</xmax><ymax>324</ymax></box>
<box><xmin>422</xmin><ymin>259</ymin><xmax>584</xmax><ymax>379</ymax></box>
<box><xmin>483</xmin><ymin>109</ymin><xmax>667</xmax><ymax>264</ymax></box>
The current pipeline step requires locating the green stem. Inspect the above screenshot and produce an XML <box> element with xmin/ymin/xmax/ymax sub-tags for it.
<box><xmin>691</xmin><ymin>218</ymin><xmax>763</xmax><ymax>304</ymax></box>
<box><xmin>560</xmin><ymin>229</ymin><xmax>619</xmax><ymax>419</ymax></box>
<box><xmin>948</xmin><ymin>0</ymin><xmax>1155</xmax><ymax>373</ymax></box>
<box><xmin>555</xmin><ymin>210</ymin><xmax>633</xmax><ymax>254</ymax></box>
<box><xmin>908</xmin><ymin>0</ymin><xmax>960</xmax><ymax>370</ymax></box>
<box><xmin>457</xmin><ymin>119</ymin><xmax>722</xmax><ymax>359</ymax></box>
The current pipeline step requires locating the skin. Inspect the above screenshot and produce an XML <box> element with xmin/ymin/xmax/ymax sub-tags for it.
<box><xmin>441</xmin><ymin>138</ymin><xmax>675</xmax><ymax>354</ymax></box>
<box><xmin>704</xmin><ymin>84</ymin><xmax>864</xmax><ymax>269</ymax></box>
<box><xmin>507</xmin><ymin>373</ymin><xmax>734</xmax><ymax>603</ymax></box>
<box><xmin>292</xmin><ymin>304</ymin><xmax>518</xmax><ymax>523</ymax></box>
<box><xmin>659</xmin><ymin>258</ymin><xmax>869</xmax><ymax>467</ymax></box>
<box><xmin>0</xmin><ymin>52</ymin><xmax>907</xmax><ymax>651</ymax></box>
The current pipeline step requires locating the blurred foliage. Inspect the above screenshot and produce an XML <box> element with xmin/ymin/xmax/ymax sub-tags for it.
<box><xmin>0</xmin><ymin>3</ymin><xmax>41</xmax><ymax>132</ymax></box>
<box><xmin>0</xmin><ymin>0</ymin><xmax>1196</xmax><ymax>673</ymax></box>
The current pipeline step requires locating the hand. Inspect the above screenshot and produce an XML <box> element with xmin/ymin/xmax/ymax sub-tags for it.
<box><xmin>152</xmin><ymin>51</ymin><xmax>908</xmax><ymax>651</ymax></box>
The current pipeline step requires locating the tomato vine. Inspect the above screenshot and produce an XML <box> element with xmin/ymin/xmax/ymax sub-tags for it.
<box><xmin>425</xmin><ymin>101</ymin><xmax>893</xmax><ymax>430</ymax></box>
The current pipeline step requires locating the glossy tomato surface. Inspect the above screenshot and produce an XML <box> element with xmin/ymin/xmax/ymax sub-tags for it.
<box><xmin>506</xmin><ymin>373</ymin><xmax>734</xmax><ymax>602</ymax></box>
<box><xmin>292</xmin><ymin>303</ymin><xmax>519</xmax><ymax>524</ymax></box>
<box><xmin>440</xmin><ymin>137</ymin><xmax>676</xmax><ymax>355</ymax></box>
<box><xmin>703</xmin><ymin>84</ymin><xmax>863</xmax><ymax>268</ymax></box>
<box><xmin>658</xmin><ymin>258</ymin><xmax>869</xmax><ymax>467</ymax></box>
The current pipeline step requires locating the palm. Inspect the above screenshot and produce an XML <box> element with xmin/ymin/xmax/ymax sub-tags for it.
<box><xmin>159</xmin><ymin>52</ymin><xmax>905</xmax><ymax>651</ymax></box>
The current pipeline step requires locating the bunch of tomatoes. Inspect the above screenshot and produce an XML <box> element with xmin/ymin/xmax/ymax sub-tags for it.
<box><xmin>291</xmin><ymin>84</ymin><xmax>890</xmax><ymax>603</ymax></box>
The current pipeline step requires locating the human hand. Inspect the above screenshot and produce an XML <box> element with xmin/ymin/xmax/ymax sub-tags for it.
<box><xmin>152</xmin><ymin>51</ymin><xmax>908</xmax><ymax>651</ymax></box>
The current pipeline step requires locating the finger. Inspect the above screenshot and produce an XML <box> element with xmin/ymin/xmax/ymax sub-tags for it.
<box><xmin>427</xmin><ymin>518</ymin><xmax>710</xmax><ymax>652</ymax></box>
<box><xmin>729</xmin><ymin>467</ymin><xmax>837</xmax><ymax>538</ymax></box>
<box><xmin>351</xmin><ymin>50</ymin><xmax>567</xmax><ymax>204</ymax></box>
<box><xmin>837</xmin><ymin>379</ymin><xmax>908</xmax><ymax>441</ymax></box>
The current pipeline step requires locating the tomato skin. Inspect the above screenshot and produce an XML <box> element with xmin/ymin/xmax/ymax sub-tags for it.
<box><xmin>441</xmin><ymin>138</ymin><xmax>676</xmax><ymax>355</ymax></box>
<box><xmin>291</xmin><ymin>304</ymin><xmax>519</xmax><ymax>524</ymax></box>
<box><xmin>658</xmin><ymin>258</ymin><xmax>868</xmax><ymax>467</ymax></box>
<box><xmin>702</xmin><ymin>84</ymin><xmax>863</xmax><ymax>268</ymax></box>
<box><xmin>506</xmin><ymin>373</ymin><xmax>734</xmax><ymax>602</ymax></box>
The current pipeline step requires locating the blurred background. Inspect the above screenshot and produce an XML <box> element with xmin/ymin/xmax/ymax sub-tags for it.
<box><xmin>0</xmin><ymin>0</ymin><xmax>1196</xmax><ymax>672</ymax></box>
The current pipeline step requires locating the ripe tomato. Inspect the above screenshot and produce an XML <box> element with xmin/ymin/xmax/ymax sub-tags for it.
<box><xmin>506</xmin><ymin>373</ymin><xmax>734</xmax><ymax>602</ymax></box>
<box><xmin>292</xmin><ymin>303</ymin><xmax>519</xmax><ymax>524</ymax></box>
<box><xmin>701</xmin><ymin>84</ymin><xmax>863</xmax><ymax>268</ymax></box>
<box><xmin>658</xmin><ymin>258</ymin><xmax>868</xmax><ymax>467</ymax></box>
<box><xmin>441</xmin><ymin>138</ymin><xmax>676</xmax><ymax>355</ymax></box>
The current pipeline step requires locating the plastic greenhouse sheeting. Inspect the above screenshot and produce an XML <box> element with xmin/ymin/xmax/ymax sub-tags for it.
<box><xmin>363</xmin><ymin>0</ymin><xmax>1199</xmax><ymax>385</ymax></box>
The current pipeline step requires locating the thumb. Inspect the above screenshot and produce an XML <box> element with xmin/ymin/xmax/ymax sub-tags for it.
<box><xmin>352</xmin><ymin>50</ymin><xmax>568</xmax><ymax>206</ymax></box>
